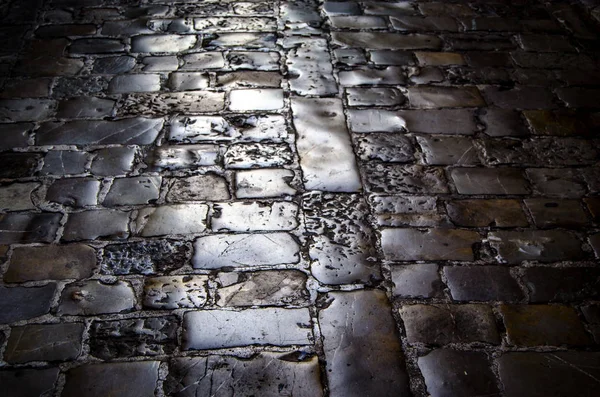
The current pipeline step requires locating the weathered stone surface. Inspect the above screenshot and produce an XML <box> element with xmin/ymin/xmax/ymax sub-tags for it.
<box><xmin>523</xmin><ymin>267</ymin><xmax>600</xmax><ymax>302</ymax></box>
<box><xmin>144</xmin><ymin>276</ymin><xmax>208</xmax><ymax>309</ymax></box>
<box><xmin>0</xmin><ymin>368</ymin><xmax>60</xmax><ymax>397</ymax></box>
<box><xmin>407</xmin><ymin>86</ymin><xmax>485</xmax><ymax>108</ymax></box>
<box><xmin>92</xmin><ymin>55</ymin><xmax>136</xmax><ymax>74</ymax></box>
<box><xmin>339</xmin><ymin>66</ymin><xmax>406</xmax><ymax>86</ymax></box>
<box><xmin>211</xmin><ymin>201</ymin><xmax>298</xmax><ymax>232</ymax></box>
<box><xmin>131</xmin><ymin>34</ymin><xmax>197</xmax><ymax>52</ymax></box>
<box><xmin>206</xmin><ymin>32</ymin><xmax>277</xmax><ymax>48</ymax></box>
<box><xmin>447</xmin><ymin>199</ymin><xmax>528</xmax><ymax>227</ymax></box>
<box><xmin>62</xmin><ymin>362</ymin><xmax>160</xmax><ymax>397</ymax></box>
<box><xmin>391</xmin><ymin>264</ymin><xmax>443</xmax><ymax>298</ymax></box>
<box><xmin>165</xmin><ymin>354</ymin><xmax>323</xmax><ymax>397</ymax></box>
<box><xmin>5</xmin><ymin>323</ymin><xmax>84</xmax><ymax>363</ymax></box>
<box><xmin>90</xmin><ymin>317</ymin><xmax>178</xmax><ymax>359</ymax></box>
<box><xmin>167</xmin><ymin>174</ymin><xmax>230</xmax><ymax>201</ymax></box>
<box><xmin>108</xmin><ymin>74</ymin><xmax>161</xmax><ymax>94</ymax></box>
<box><xmin>63</xmin><ymin>210</ymin><xmax>129</xmax><ymax>241</ymax></box>
<box><xmin>41</xmin><ymin>151</ymin><xmax>88</xmax><ymax>175</ymax></box>
<box><xmin>183</xmin><ymin>308</ymin><xmax>312</xmax><ymax>349</ymax></box>
<box><xmin>479</xmin><ymin>138</ymin><xmax>597</xmax><ymax>166</ymax></box>
<box><xmin>57</xmin><ymin>97</ymin><xmax>115</xmax><ymax>119</ymax></box>
<box><xmin>104</xmin><ymin>176</ymin><xmax>161</xmax><ymax>206</ymax></box>
<box><xmin>0</xmin><ymin>153</ymin><xmax>40</xmax><ymax>178</ymax></box>
<box><xmin>181</xmin><ymin>51</ymin><xmax>225</xmax><ymax>69</ymax></box>
<box><xmin>524</xmin><ymin>199</ymin><xmax>589</xmax><ymax>228</ymax></box>
<box><xmin>168</xmin><ymin>72</ymin><xmax>209</xmax><ymax>91</ymax></box>
<box><xmin>419</xmin><ymin>349</ymin><xmax>500</xmax><ymax>397</ymax></box>
<box><xmin>69</xmin><ymin>38</ymin><xmax>125</xmax><ymax>53</ymax></box>
<box><xmin>523</xmin><ymin>110</ymin><xmax>597</xmax><ymax>136</ymax></box>
<box><xmin>369</xmin><ymin>50</ymin><xmax>416</xmax><ymax>65</ymax></box>
<box><xmin>481</xmin><ymin>86</ymin><xmax>556</xmax><ymax>109</ymax></box>
<box><xmin>445</xmin><ymin>266</ymin><xmax>524</xmax><ymax>301</ymax></box>
<box><xmin>400</xmin><ymin>304</ymin><xmax>500</xmax><ymax>345</ymax></box>
<box><xmin>235</xmin><ymin>168</ymin><xmax>296</xmax><ymax>198</ymax></box>
<box><xmin>329</xmin><ymin>15</ymin><xmax>387</xmax><ymax>29</ymax></box>
<box><xmin>345</xmin><ymin>87</ymin><xmax>405</xmax><ymax>107</ymax></box>
<box><xmin>350</xmin><ymin>109</ymin><xmax>478</xmax><ymax>134</ymax></box>
<box><xmin>364</xmin><ymin>164</ymin><xmax>448</xmax><ymax>194</ymax></box>
<box><xmin>0</xmin><ymin>99</ymin><xmax>55</xmax><ymax>122</ymax></box>
<box><xmin>46</xmin><ymin>178</ymin><xmax>100</xmax><ymax>207</ymax></box>
<box><xmin>37</xmin><ymin>118</ymin><xmax>163</xmax><ymax>145</ymax></box>
<box><xmin>133</xmin><ymin>204</ymin><xmax>208</xmax><ymax>236</ymax></box>
<box><xmin>58</xmin><ymin>280</ymin><xmax>136</xmax><ymax>315</ymax></box>
<box><xmin>52</xmin><ymin>76</ymin><xmax>109</xmax><ymax>98</ymax></box>
<box><xmin>500</xmin><ymin>305</ymin><xmax>591</xmax><ymax>346</ymax></box>
<box><xmin>0</xmin><ymin>284</ymin><xmax>56</xmax><ymax>324</ymax></box>
<box><xmin>498</xmin><ymin>352</ymin><xmax>600</xmax><ymax>397</ymax></box>
<box><xmin>355</xmin><ymin>133</ymin><xmax>414</xmax><ymax>163</ymax></box>
<box><xmin>193</xmin><ymin>233</ymin><xmax>299</xmax><ymax>269</ymax></box>
<box><xmin>217</xmin><ymin>270</ymin><xmax>308</xmax><ymax>307</ymax></box>
<box><xmin>451</xmin><ymin>168</ymin><xmax>529</xmax><ymax>195</ymax></box>
<box><xmin>0</xmin><ymin>213</ymin><xmax>61</xmax><ymax>244</ymax></box>
<box><xmin>148</xmin><ymin>145</ymin><xmax>219</xmax><ymax>171</ymax></box>
<box><xmin>103</xmin><ymin>240</ymin><xmax>189</xmax><ymax>275</ymax></box>
<box><xmin>332</xmin><ymin>32</ymin><xmax>442</xmax><ymax>50</ymax></box>
<box><xmin>224</xmin><ymin>143</ymin><xmax>292</xmax><ymax>168</ymax></box>
<box><xmin>319</xmin><ymin>290</ymin><xmax>410</xmax><ymax>397</ymax></box>
<box><xmin>142</xmin><ymin>55</ymin><xmax>179</xmax><ymax>71</ymax></box>
<box><xmin>335</xmin><ymin>48</ymin><xmax>367</xmax><ymax>65</ymax></box>
<box><xmin>0</xmin><ymin>182</ymin><xmax>38</xmax><ymax>211</ymax></box>
<box><xmin>90</xmin><ymin>147</ymin><xmax>137</xmax><ymax>176</ymax></box>
<box><xmin>557</xmin><ymin>87</ymin><xmax>600</xmax><ymax>108</ymax></box>
<box><xmin>0</xmin><ymin>123</ymin><xmax>32</xmax><ymax>150</ymax></box>
<box><xmin>415</xmin><ymin>51</ymin><xmax>466</xmax><ymax>66</ymax></box>
<box><xmin>285</xmin><ymin>37</ymin><xmax>337</xmax><ymax>95</ymax></box>
<box><xmin>489</xmin><ymin>230</ymin><xmax>584</xmax><ymax>264</ymax></box>
<box><xmin>417</xmin><ymin>136</ymin><xmax>479</xmax><ymax>165</ymax></box>
<box><xmin>526</xmin><ymin>168</ymin><xmax>586</xmax><ymax>197</ymax></box>
<box><xmin>382</xmin><ymin>228</ymin><xmax>479</xmax><ymax>261</ymax></box>
<box><xmin>6</xmin><ymin>244</ymin><xmax>96</xmax><ymax>282</ymax></box>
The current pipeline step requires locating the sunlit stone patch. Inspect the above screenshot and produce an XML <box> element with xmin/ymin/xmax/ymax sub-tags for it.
<box><xmin>229</xmin><ymin>88</ymin><xmax>284</xmax><ymax>111</ymax></box>
<box><xmin>225</xmin><ymin>143</ymin><xmax>293</xmax><ymax>168</ymax></box>
<box><xmin>143</xmin><ymin>276</ymin><xmax>209</xmax><ymax>309</ymax></box>
<box><xmin>235</xmin><ymin>168</ymin><xmax>296</xmax><ymax>198</ymax></box>
<box><xmin>211</xmin><ymin>201</ymin><xmax>299</xmax><ymax>232</ymax></box>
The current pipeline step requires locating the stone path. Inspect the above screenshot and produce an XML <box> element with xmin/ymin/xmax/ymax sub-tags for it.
<box><xmin>1</xmin><ymin>0</ymin><xmax>600</xmax><ymax>396</ymax></box>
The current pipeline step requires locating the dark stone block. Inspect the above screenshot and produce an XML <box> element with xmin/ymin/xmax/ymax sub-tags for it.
<box><xmin>444</xmin><ymin>266</ymin><xmax>524</xmax><ymax>302</ymax></box>
<box><xmin>0</xmin><ymin>153</ymin><xmax>40</xmax><ymax>179</ymax></box>
<box><xmin>0</xmin><ymin>213</ymin><xmax>61</xmax><ymax>244</ymax></box>
<box><xmin>0</xmin><ymin>368</ymin><xmax>59</xmax><ymax>397</ymax></box>
<box><xmin>0</xmin><ymin>284</ymin><xmax>56</xmax><ymax>324</ymax></box>
<box><xmin>102</xmin><ymin>239</ymin><xmax>190</xmax><ymax>275</ymax></box>
<box><xmin>523</xmin><ymin>267</ymin><xmax>600</xmax><ymax>302</ymax></box>
<box><xmin>5</xmin><ymin>323</ymin><xmax>84</xmax><ymax>363</ymax></box>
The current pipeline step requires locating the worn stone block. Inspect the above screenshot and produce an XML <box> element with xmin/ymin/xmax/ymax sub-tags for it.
<box><xmin>58</xmin><ymin>280</ymin><xmax>136</xmax><ymax>315</ymax></box>
<box><xmin>0</xmin><ymin>99</ymin><xmax>55</xmax><ymax>122</ymax></box>
<box><xmin>526</xmin><ymin>168</ymin><xmax>586</xmax><ymax>197</ymax></box>
<box><xmin>523</xmin><ymin>267</ymin><xmax>600</xmax><ymax>302</ymax></box>
<box><xmin>339</xmin><ymin>66</ymin><xmax>406</xmax><ymax>86</ymax></box>
<box><xmin>364</xmin><ymin>164</ymin><xmax>448</xmax><ymax>194</ymax></box>
<box><xmin>235</xmin><ymin>168</ymin><xmax>296</xmax><ymax>198</ymax></box>
<box><xmin>0</xmin><ymin>284</ymin><xmax>56</xmax><ymax>324</ymax></box>
<box><xmin>451</xmin><ymin>168</ymin><xmax>529</xmax><ymax>195</ymax></box>
<box><xmin>103</xmin><ymin>240</ymin><xmax>190</xmax><ymax>275</ymax></box>
<box><xmin>63</xmin><ymin>210</ymin><xmax>130</xmax><ymax>241</ymax></box>
<box><xmin>148</xmin><ymin>145</ymin><xmax>219</xmax><ymax>171</ymax></box>
<box><xmin>46</xmin><ymin>178</ymin><xmax>100</xmax><ymax>207</ymax></box>
<box><xmin>108</xmin><ymin>74</ymin><xmax>161</xmax><ymax>94</ymax></box>
<box><xmin>480</xmin><ymin>108</ymin><xmax>528</xmax><ymax>137</ymax></box>
<box><xmin>104</xmin><ymin>176</ymin><xmax>161</xmax><ymax>206</ymax></box>
<box><xmin>69</xmin><ymin>38</ymin><xmax>125</xmax><ymax>53</ymax></box>
<box><xmin>407</xmin><ymin>86</ymin><xmax>485</xmax><ymax>108</ymax></box>
<box><xmin>144</xmin><ymin>276</ymin><xmax>208</xmax><ymax>309</ymax></box>
<box><xmin>225</xmin><ymin>143</ymin><xmax>292</xmax><ymax>168</ymax></box>
<box><xmin>167</xmin><ymin>174</ymin><xmax>230</xmax><ymax>201</ymax></box>
<box><xmin>417</xmin><ymin>136</ymin><xmax>479</xmax><ymax>165</ymax></box>
<box><xmin>0</xmin><ymin>183</ymin><xmax>38</xmax><ymax>211</ymax></box>
<box><xmin>444</xmin><ymin>266</ymin><xmax>524</xmax><ymax>302</ymax></box>
<box><xmin>345</xmin><ymin>87</ymin><xmax>405</xmax><ymax>107</ymax></box>
<box><xmin>489</xmin><ymin>230</ymin><xmax>584</xmax><ymax>264</ymax></box>
<box><xmin>481</xmin><ymin>86</ymin><xmax>556</xmax><ymax>109</ymax></box>
<box><xmin>355</xmin><ymin>133</ymin><xmax>414</xmax><ymax>163</ymax></box>
<box><xmin>131</xmin><ymin>34</ymin><xmax>197</xmax><ymax>52</ymax></box>
<box><xmin>5</xmin><ymin>323</ymin><xmax>84</xmax><ymax>363</ymax></box>
<box><xmin>57</xmin><ymin>97</ymin><xmax>115</xmax><ymax>119</ymax></box>
<box><xmin>524</xmin><ymin>199</ymin><xmax>589</xmax><ymax>228</ymax></box>
<box><xmin>181</xmin><ymin>52</ymin><xmax>225</xmax><ymax>69</ymax></box>
<box><xmin>446</xmin><ymin>199</ymin><xmax>528</xmax><ymax>227</ymax></box>
<box><xmin>211</xmin><ymin>201</ymin><xmax>298</xmax><ymax>232</ymax></box>
<box><xmin>332</xmin><ymin>32</ymin><xmax>442</xmax><ymax>50</ymax></box>
<box><xmin>0</xmin><ymin>213</ymin><xmax>61</xmax><ymax>244</ymax></box>
<box><xmin>0</xmin><ymin>368</ymin><xmax>60</xmax><ymax>397</ymax></box>
<box><xmin>391</xmin><ymin>264</ymin><xmax>444</xmax><ymax>298</ymax></box>
<box><xmin>134</xmin><ymin>204</ymin><xmax>208</xmax><ymax>236</ymax></box>
<box><xmin>41</xmin><ymin>151</ymin><xmax>88</xmax><ymax>175</ymax></box>
<box><xmin>381</xmin><ymin>228</ymin><xmax>479</xmax><ymax>261</ymax></box>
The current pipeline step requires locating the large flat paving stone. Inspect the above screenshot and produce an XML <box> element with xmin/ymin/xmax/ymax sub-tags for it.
<box><xmin>0</xmin><ymin>213</ymin><xmax>61</xmax><ymax>244</ymax></box>
<box><xmin>103</xmin><ymin>240</ymin><xmax>190</xmax><ymax>275</ymax></box>
<box><xmin>58</xmin><ymin>280</ymin><xmax>136</xmax><ymax>316</ymax></box>
<box><xmin>319</xmin><ymin>290</ymin><xmax>410</xmax><ymax>397</ymax></box>
<box><xmin>331</xmin><ymin>32</ymin><xmax>442</xmax><ymax>49</ymax></box>
<box><xmin>143</xmin><ymin>276</ymin><xmax>208</xmax><ymax>309</ymax></box>
<box><xmin>0</xmin><ymin>368</ymin><xmax>59</xmax><ymax>397</ymax></box>
<box><xmin>5</xmin><ymin>323</ymin><xmax>84</xmax><ymax>363</ymax></box>
<box><xmin>488</xmin><ymin>230</ymin><xmax>585</xmax><ymax>264</ymax></box>
<box><xmin>0</xmin><ymin>284</ymin><xmax>56</xmax><ymax>324</ymax></box>
<box><xmin>381</xmin><ymin>228</ymin><xmax>480</xmax><ymax>261</ymax></box>
<box><xmin>133</xmin><ymin>204</ymin><xmax>208</xmax><ymax>236</ymax></box>
<box><xmin>211</xmin><ymin>201</ymin><xmax>298</xmax><ymax>232</ymax></box>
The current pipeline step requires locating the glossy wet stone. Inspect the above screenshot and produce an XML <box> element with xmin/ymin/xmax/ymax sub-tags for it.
<box><xmin>332</xmin><ymin>32</ymin><xmax>442</xmax><ymax>50</ymax></box>
<box><xmin>108</xmin><ymin>74</ymin><xmax>161</xmax><ymax>94</ymax></box>
<box><xmin>206</xmin><ymin>32</ymin><xmax>277</xmax><ymax>48</ymax></box>
<box><xmin>451</xmin><ymin>168</ymin><xmax>529</xmax><ymax>195</ymax></box>
<box><xmin>133</xmin><ymin>204</ymin><xmax>208</xmax><ymax>236</ymax></box>
<box><xmin>329</xmin><ymin>15</ymin><xmax>387</xmax><ymax>29</ymax></box>
<box><xmin>131</xmin><ymin>34</ymin><xmax>197</xmax><ymax>52</ymax></box>
<box><xmin>92</xmin><ymin>55</ymin><xmax>136</xmax><ymax>74</ymax></box>
<box><xmin>0</xmin><ymin>99</ymin><xmax>55</xmax><ymax>122</ymax></box>
<box><xmin>407</xmin><ymin>86</ymin><xmax>485</xmax><ymax>108</ymax></box>
<box><xmin>183</xmin><ymin>307</ymin><xmax>311</xmax><ymax>349</ymax></box>
<box><xmin>168</xmin><ymin>72</ymin><xmax>209</xmax><ymax>91</ymax></box>
<box><xmin>235</xmin><ymin>168</ymin><xmax>296</xmax><ymax>198</ymax></box>
<box><xmin>167</xmin><ymin>174</ymin><xmax>230</xmax><ymax>201</ymax></box>
<box><xmin>345</xmin><ymin>87</ymin><xmax>405</xmax><ymax>107</ymax></box>
<box><xmin>40</xmin><ymin>151</ymin><xmax>87</xmax><ymax>175</ymax></box>
<box><xmin>103</xmin><ymin>240</ymin><xmax>190</xmax><ymax>275</ymax></box>
<box><xmin>56</xmin><ymin>96</ymin><xmax>115</xmax><ymax>119</ymax></box>
<box><xmin>0</xmin><ymin>183</ymin><xmax>38</xmax><ymax>211</ymax></box>
<box><xmin>90</xmin><ymin>147</ymin><xmax>137</xmax><ymax>176</ymax></box>
<box><xmin>144</xmin><ymin>276</ymin><xmax>208</xmax><ymax>309</ymax></box>
<box><xmin>217</xmin><ymin>270</ymin><xmax>308</xmax><ymax>307</ymax></box>
<box><xmin>211</xmin><ymin>201</ymin><xmax>298</xmax><ymax>232</ymax></box>
<box><xmin>46</xmin><ymin>178</ymin><xmax>100</xmax><ymax>207</ymax></box>
<box><xmin>523</xmin><ymin>267</ymin><xmax>600</xmax><ymax>303</ymax></box>
<box><xmin>0</xmin><ymin>213</ymin><xmax>61</xmax><ymax>244</ymax></box>
<box><xmin>417</xmin><ymin>136</ymin><xmax>479</xmax><ymax>165</ymax></box>
<box><xmin>500</xmin><ymin>305</ymin><xmax>591</xmax><ymax>346</ymax></box>
<box><xmin>446</xmin><ymin>199</ymin><xmax>528</xmax><ymax>227</ymax></box>
<box><xmin>180</xmin><ymin>51</ymin><xmax>225</xmax><ymax>69</ymax></box>
<box><xmin>193</xmin><ymin>232</ymin><xmax>299</xmax><ymax>269</ymax></box>
<box><xmin>382</xmin><ymin>228</ymin><xmax>479</xmax><ymax>261</ymax></box>
<box><xmin>5</xmin><ymin>323</ymin><xmax>84</xmax><ymax>363</ymax></box>
<box><xmin>90</xmin><ymin>316</ymin><xmax>178</xmax><ymax>359</ymax></box>
<box><xmin>445</xmin><ymin>266</ymin><xmax>524</xmax><ymax>302</ymax></box>
<box><xmin>284</xmin><ymin>37</ymin><xmax>337</xmax><ymax>95</ymax></box>
<box><xmin>224</xmin><ymin>143</ymin><xmax>292</xmax><ymax>168</ymax></box>
<box><xmin>142</xmin><ymin>55</ymin><xmax>180</xmax><ymax>71</ymax></box>
<box><xmin>419</xmin><ymin>349</ymin><xmax>500</xmax><ymax>397</ymax></box>
<box><xmin>400</xmin><ymin>304</ymin><xmax>500</xmax><ymax>345</ymax></box>
<box><xmin>0</xmin><ymin>284</ymin><xmax>56</xmax><ymax>324</ymax></box>
<box><xmin>104</xmin><ymin>176</ymin><xmax>161</xmax><ymax>206</ymax></box>
<box><xmin>339</xmin><ymin>66</ymin><xmax>406</xmax><ymax>86</ymax></box>
<box><xmin>165</xmin><ymin>353</ymin><xmax>323</xmax><ymax>397</ymax></box>
<box><xmin>391</xmin><ymin>264</ymin><xmax>444</xmax><ymax>298</ymax></box>
<box><xmin>489</xmin><ymin>230</ymin><xmax>584</xmax><ymax>264</ymax></box>
<box><xmin>356</xmin><ymin>133</ymin><xmax>415</xmax><ymax>163</ymax></box>
<box><xmin>364</xmin><ymin>164</ymin><xmax>448</xmax><ymax>194</ymax></box>
<box><xmin>5</xmin><ymin>244</ymin><xmax>96</xmax><ymax>282</ymax></box>
<box><xmin>63</xmin><ymin>210</ymin><xmax>130</xmax><ymax>241</ymax></box>
<box><xmin>62</xmin><ymin>361</ymin><xmax>159</xmax><ymax>397</ymax></box>
<box><xmin>319</xmin><ymin>290</ymin><xmax>410</xmax><ymax>397</ymax></box>
<box><xmin>58</xmin><ymin>280</ymin><xmax>135</xmax><ymax>315</ymax></box>
<box><xmin>148</xmin><ymin>145</ymin><xmax>220</xmax><ymax>170</ymax></box>
<box><xmin>526</xmin><ymin>168</ymin><xmax>587</xmax><ymax>197</ymax></box>
<box><xmin>120</xmin><ymin>91</ymin><xmax>225</xmax><ymax>115</ymax></box>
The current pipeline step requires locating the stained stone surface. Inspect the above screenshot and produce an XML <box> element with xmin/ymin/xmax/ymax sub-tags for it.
<box><xmin>391</xmin><ymin>264</ymin><xmax>444</xmax><ymax>298</ymax></box>
<box><xmin>0</xmin><ymin>284</ymin><xmax>56</xmax><ymax>324</ymax></box>
<box><xmin>144</xmin><ymin>276</ymin><xmax>208</xmax><ymax>309</ymax></box>
<box><xmin>5</xmin><ymin>323</ymin><xmax>84</xmax><ymax>363</ymax></box>
<box><xmin>103</xmin><ymin>240</ymin><xmax>190</xmax><ymax>275</ymax></box>
<box><xmin>0</xmin><ymin>213</ymin><xmax>62</xmax><ymax>244</ymax></box>
<box><xmin>0</xmin><ymin>183</ymin><xmax>38</xmax><ymax>211</ymax></box>
<box><xmin>211</xmin><ymin>201</ymin><xmax>298</xmax><ymax>232</ymax></box>
<box><xmin>382</xmin><ymin>228</ymin><xmax>479</xmax><ymax>261</ymax></box>
<box><xmin>489</xmin><ymin>230</ymin><xmax>585</xmax><ymax>264</ymax></box>
<box><xmin>166</xmin><ymin>174</ymin><xmax>230</xmax><ymax>201</ymax></box>
<box><xmin>0</xmin><ymin>368</ymin><xmax>60</xmax><ymax>397</ymax></box>
<box><xmin>104</xmin><ymin>176</ymin><xmax>162</xmax><ymax>206</ymax></box>
<box><xmin>46</xmin><ymin>178</ymin><xmax>100</xmax><ymax>207</ymax></box>
<box><xmin>63</xmin><ymin>210</ymin><xmax>130</xmax><ymax>241</ymax></box>
<box><xmin>58</xmin><ymin>280</ymin><xmax>136</xmax><ymax>316</ymax></box>
<box><xmin>134</xmin><ymin>204</ymin><xmax>208</xmax><ymax>236</ymax></box>
<box><xmin>235</xmin><ymin>168</ymin><xmax>296</xmax><ymax>198</ymax></box>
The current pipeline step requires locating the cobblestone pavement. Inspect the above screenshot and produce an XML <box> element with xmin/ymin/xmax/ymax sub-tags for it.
<box><xmin>1</xmin><ymin>0</ymin><xmax>600</xmax><ymax>396</ymax></box>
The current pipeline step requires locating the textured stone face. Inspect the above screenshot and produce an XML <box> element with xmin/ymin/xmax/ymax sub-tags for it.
<box><xmin>143</xmin><ymin>276</ymin><xmax>208</xmax><ymax>309</ymax></box>
<box><xmin>5</xmin><ymin>323</ymin><xmax>84</xmax><ymax>363</ymax></box>
<box><xmin>58</xmin><ymin>280</ymin><xmax>136</xmax><ymax>315</ymax></box>
<box><xmin>103</xmin><ymin>240</ymin><xmax>190</xmax><ymax>275</ymax></box>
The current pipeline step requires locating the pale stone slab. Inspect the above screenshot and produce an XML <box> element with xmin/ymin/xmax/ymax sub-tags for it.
<box><xmin>229</xmin><ymin>89</ymin><xmax>283</xmax><ymax>111</ymax></box>
<box><xmin>235</xmin><ymin>168</ymin><xmax>296</xmax><ymax>198</ymax></box>
<box><xmin>134</xmin><ymin>204</ymin><xmax>208</xmax><ymax>236</ymax></box>
<box><xmin>284</xmin><ymin>37</ymin><xmax>337</xmax><ymax>95</ymax></box>
<box><xmin>211</xmin><ymin>201</ymin><xmax>298</xmax><ymax>232</ymax></box>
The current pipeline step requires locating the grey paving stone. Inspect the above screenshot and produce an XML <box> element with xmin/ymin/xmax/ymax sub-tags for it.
<box><xmin>481</xmin><ymin>86</ymin><xmax>556</xmax><ymax>109</ymax></box>
<box><xmin>46</xmin><ymin>178</ymin><xmax>100</xmax><ymax>207</ymax></box>
<box><xmin>141</xmin><ymin>55</ymin><xmax>179</xmax><ymax>71</ymax></box>
<box><xmin>56</xmin><ymin>96</ymin><xmax>115</xmax><ymax>119</ymax></box>
<box><xmin>168</xmin><ymin>72</ymin><xmax>210</xmax><ymax>91</ymax></box>
<box><xmin>381</xmin><ymin>228</ymin><xmax>479</xmax><ymax>261</ymax></box>
<box><xmin>101</xmin><ymin>19</ymin><xmax>154</xmax><ymax>36</ymax></box>
<box><xmin>394</xmin><ymin>109</ymin><xmax>480</xmax><ymax>134</ymax></box>
<box><xmin>52</xmin><ymin>76</ymin><xmax>109</xmax><ymax>98</ymax></box>
<box><xmin>217</xmin><ymin>270</ymin><xmax>309</xmax><ymax>307</ymax></box>
<box><xmin>194</xmin><ymin>16</ymin><xmax>276</xmax><ymax>31</ymax></box>
<box><xmin>227</xmin><ymin>51</ymin><xmax>279</xmax><ymax>70</ymax></box>
<box><xmin>347</xmin><ymin>109</ymin><xmax>406</xmax><ymax>133</ymax></box>
<box><xmin>334</xmin><ymin>48</ymin><xmax>367</xmax><ymax>65</ymax></box>
<box><xmin>0</xmin><ymin>99</ymin><xmax>55</xmax><ymax>122</ymax></box>
<box><xmin>284</xmin><ymin>37</ymin><xmax>337</xmax><ymax>95</ymax></box>
<box><xmin>62</xmin><ymin>361</ymin><xmax>159</xmax><ymax>397</ymax></box>
<box><xmin>523</xmin><ymin>267</ymin><xmax>600</xmax><ymax>302</ymax></box>
<box><xmin>0</xmin><ymin>153</ymin><xmax>41</xmax><ymax>178</ymax></box>
<box><xmin>400</xmin><ymin>304</ymin><xmax>500</xmax><ymax>345</ymax></box>
<box><xmin>419</xmin><ymin>2</ymin><xmax>475</xmax><ymax>17</ymax></box>
<box><xmin>303</xmin><ymin>193</ymin><xmax>381</xmax><ymax>284</ymax></box>
<box><xmin>63</xmin><ymin>210</ymin><xmax>129</xmax><ymax>241</ymax></box>
<box><xmin>407</xmin><ymin>86</ymin><xmax>485</xmax><ymax>108</ymax></box>
<box><xmin>211</xmin><ymin>201</ymin><xmax>298</xmax><ymax>232</ymax></box>
<box><xmin>391</xmin><ymin>15</ymin><xmax>460</xmax><ymax>31</ymax></box>
<box><xmin>90</xmin><ymin>316</ymin><xmax>178</xmax><ymax>359</ymax></box>
<box><xmin>319</xmin><ymin>290</ymin><xmax>410</xmax><ymax>397</ymax></box>
<box><xmin>36</xmin><ymin>118</ymin><xmax>163</xmax><ymax>145</ymax></box>
<box><xmin>526</xmin><ymin>168</ymin><xmax>587</xmax><ymax>197</ymax></box>
<box><xmin>206</xmin><ymin>32</ymin><xmax>277</xmax><ymax>48</ymax></box>
<box><xmin>419</xmin><ymin>349</ymin><xmax>500</xmax><ymax>397</ymax></box>
<box><xmin>69</xmin><ymin>38</ymin><xmax>125</xmax><ymax>53</ymax></box>
<box><xmin>323</xmin><ymin>1</ymin><xmax>360</xmax><ymax>16</ymax></box>
<box><xmin>332</xmin><ymin>32</ymin><xmax>442</xmax><ymax>50</ymax></box>
<box><xmin>345</xmin><ymin>87</ymin><xmax>405</xmax><ymax>107</ymax></box>
<box><xmin>498</xmin><ymin>352</ymin><xmax>600</xmax><ymax>397</ymax></box>
<box><xmin>58</xmin><ymin>280</ymin><xmax>136</xmax><ymax>316</ymax></box>
<box><xmin>0</xmin><ymin>182</ymin><xmax>38</xmax><ymax>211</ymax></box>
<box><xmin>364</xmin><ymin>164</ymin><xmax>448</xmax><ymax>194</ymax></box>
<box><xmin>489</xmin><ymin>230</ymin><xmax>585</xmax><ymax>264</ymax></box>
<box><xmin>0</xmin><ymin>284</ymin><xmax>56</xmax><ymax>324</ymax></box>
<box><xmin>225</xmin><ymin>143</ymin><xmax>292</xmax><ymax>168</ymax></box>
<box><xmin>417</xmin><ymin>136</ymin><xmax>479</xmax><ymax>165</ymax></box>
<box><xmin>445</xmin><ymin>266</ymin><xmax>524</xmax><ymax>302</ymax></box>
<box><xmin>0</xmin><ymin>123</ymin><xmax>32</xmax><ymax>150</ymax></box>
<box><xmin>167</xmin><ymin>174</ymin><xmax>230</xmax><ymax>201</ymax></box>
<box><xmin>90</xmin><ymin>147</ymin><xmax>137</xmax><ymax>176</ymax></box>
<box><xmin>329</xmin><ymin>15</ymin><xmax>388</xmax><ymax>29</ymax></box>
<box><xmin>183</xmin><ymin>307</ymin><xmax>311</xmax><ymax>349</ymax></box>
<box><xmin>0</xmin><ymin>213</ymin><xmax>61</xmax><ymax>244</ymax></box>
<box><xmin>133</xmin><ymin>204</ymin><xmax>208</xmax><ymax>236</ymax></box>
<box><xmin>524</xmin><ymin>199</ymin><xmax>589</xmax><ymax>228</ymax></box>
<box><xmin>6</xmin><ymin>244</ymin><xmax>96</xmax><ymax>282</ymax></box>
<box><xmin>1</xmin><ymin>77</ymin><xmax>53</xmax><ymax>98</ymax></box>
<box><xmin>0</xmin><ymin>368</ymin><xmax>59</xmax><ymax>397</ymax></box>
<box><xmin>369</xmin><ymin>50</ymin><xmax>416</xmax><ymax>65</ymax></box>
<box><xmin>165</xmin><ymin>354</ymin><xmax>323</xmax><ymax>397</ymax></box>
<box><xmin>451</xmin><ymin>168</ymin><xmax>529</xmax><ymax>195</ymax></box>
<box><xmin>446</xmin><ymin>199</ymin><xmax>528</xmax><ymax>227</ymax></box>
<box><xmin>391</xmin><ymin>264</ymin><xmax>444</xmax><ymax>298</ymax></box>
<box><xmin>131</xmin><ymin>34</ymin><xmax>197</xmax><ymax>52</ymax></box>
<box><xmin>104</xmin><ymin>176</ymin><xmax>161</xmax><ymax>206</ymax></box>
<box><xmin>41</xmin><ymin>151</ymin><xmax>88</xmax><ymax>175</ymax></box>
<box><xmin>339</xmin><ymin>66</ymin><xmax>406</xmax><ymax>86</ymax></box>
<box><xmin>355</xmin><ymin>133</ymin><xmax>414</xmax><ymax>163</ymax></box>
<box><xmin>103</xmin><ymin>239</ymin><xmax>190</xmax><ymax>275</ymax></box>
<box><xmin>480</xmin><ymin>108</ymin><xmax>528</xmax><ymax>137</ymax></box>
<box><xmin>92</xmin><ymin>55</ymin><xmax>136</xmax><ymax>74</ymax></box>
<box><xmin>5</xmin><ymin>323</ymin><xmax>84</xmax><ymax>363</ymax></box>
<box><xmin>143</xmin><ymin>276</ymin><xmax>208</xmax><ymax>309</ymax></box>
<box><xmin>363</xmin><ymin>1</ymin><xmax>419</xmax><ymax>16</ymax></box>
<box><xmin>193</xmin><ymin>232</ymin><xmax>299</xmax><ymax>269</ymax></box>
<box><xmin>148</xmin><ymin>145</ymin><xmax>219</xmax><ymax>171</ymax></box>
<box><xmin>181</xmin><ymin>51</ymin><xmax>226</xmax><ymax>69</ymax></box>
<box><xmin>500</xmin><ymin>305</ymin><xmax>591</xmax><ymax>346</ymax></box>
<box><xmin>120</xmin><ymin>92</ymin><xmax>225</xmax><ymax>115</ymax></box>
<box><xmin>235</xmin><ymin>168</ymin><xmax>295</xmax><ymax>198</ymax></box>
<box><xmin>108</xmin><ymin>74</ymin><xmax>161</xmax><ymax>94</ymax></box>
